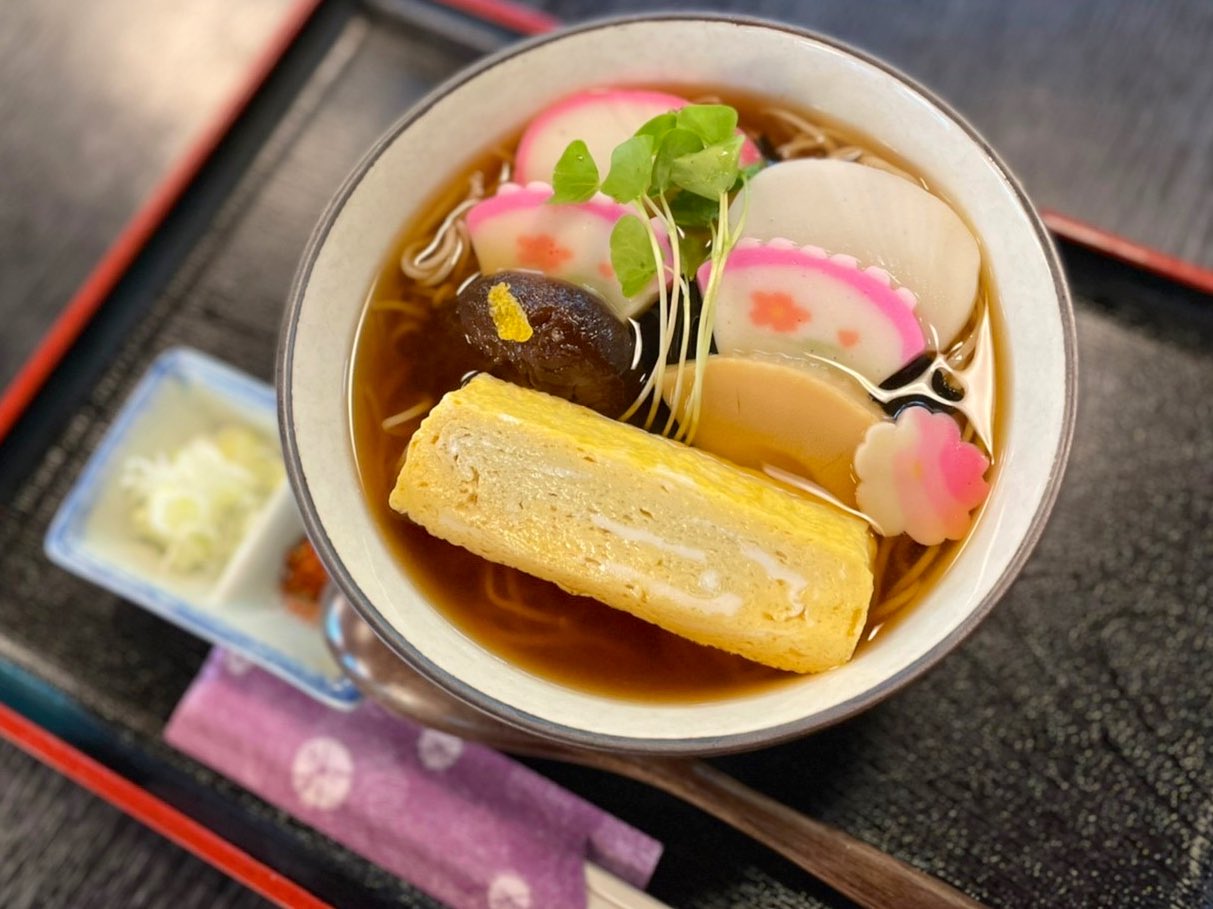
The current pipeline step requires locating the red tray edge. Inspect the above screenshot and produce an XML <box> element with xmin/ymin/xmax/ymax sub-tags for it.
<box><xmin>0</xmin><ymin>0</ymin><xmax>326</xmax><ymax>444</ymax></box>
<box><xmin>0</xmin><ymin>0</ymin><xmax>334</xmax><ymax>905</ymax></box>
<box><xmin>1041</xmin><ymin>208</ymin><xmax>1213</xmax><ymax>296</ymax></box>
<box><xmin>0</xmin><ymin>700</ymin><xmax>332</xmax><ymax>909</ymax></box>
<box><xmin>3</xmin><ymin>1</ymin><xmax>1213</xmax><ymax>906</ymax></box>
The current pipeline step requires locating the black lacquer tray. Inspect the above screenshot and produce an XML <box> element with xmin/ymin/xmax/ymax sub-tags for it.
<box><xmin>1</xmin><ymin>2</ymin><xmax>1211</xmax><ymax>906</ymax></box>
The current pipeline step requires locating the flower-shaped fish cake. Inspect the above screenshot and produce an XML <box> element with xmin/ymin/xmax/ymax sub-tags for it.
<box><xmin>854</xmin><ymin>405</ymin><xmax>990</xmax><ymax>545</ymax></box>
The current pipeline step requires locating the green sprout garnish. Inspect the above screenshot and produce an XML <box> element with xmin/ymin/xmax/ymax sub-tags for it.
<box><xmin>548</xmin><ymin>103</ymin><xmax>760</xmax><ymax>441</ymax></box>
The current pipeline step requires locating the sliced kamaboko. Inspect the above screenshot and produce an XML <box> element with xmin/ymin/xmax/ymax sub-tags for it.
<box><xmin>854</xmin><ymin>405</ymin><xmax>990</xmax><ymax>546</ymax></box>
<box><xmin>466</xmin><ymin>181</ymin><xmax>669</xmax><ymax>319</ymax></box>
<box><xmin>732</xmin><ymin>159</ymin><xmax>981</xmax><ymax>347</ymax></box>
<box><xmin>703</xmin><ymin>238</ymin><xmax>928</xmax><ymax>384</ymax></box>
<box><xmin>661</xmin><ymin>355</ymin><xmax>885</xmax><ymax>508</ymax></box>
<box><xmin>514</xmin><ymin>88</ymin><xmax>762</xmax><ymax>185</ymax></box>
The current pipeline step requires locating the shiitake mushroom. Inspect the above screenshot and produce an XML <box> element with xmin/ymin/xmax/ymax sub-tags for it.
<box><xmin>456</xmin><ymin>271</ymin><xmax>643</xmax><ymax>417</ymax></box>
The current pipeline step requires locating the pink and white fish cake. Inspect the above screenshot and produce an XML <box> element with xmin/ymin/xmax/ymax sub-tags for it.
<box><xmin>467</xmin><ymin>181</ymin><xmax>668</xmax><ymax>320</ymax></box>
<box><xmin>703</xmin><ymin>238</ymin><xmax>928</xmax><ymax>383</ymax></box>
<box><xmin>854</xmin><ymin>405</ymin><xmax>990</xmax><ymax>546</ymax></box>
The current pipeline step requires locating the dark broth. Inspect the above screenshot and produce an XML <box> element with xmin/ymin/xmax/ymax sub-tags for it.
<box><xmin>349</xmin><ymin>92</ymin><xmax>999</xmax><ymax>702</ymax></box>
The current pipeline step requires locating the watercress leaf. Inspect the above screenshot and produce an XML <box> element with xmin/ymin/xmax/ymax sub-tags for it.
<box><xmin>549</xmin><ymin>139</ymin><xmax>599</xmax><ymax>203</ymax></box>
<box><xmin>730</xmin><ymin>160</ymin><xmax>766</xmax><ymax>193</ymax></box>
<box><xmin>667</xmin><ymin>189</ymin><xmax>719</xmax><ymax>227</ymax></box>
<box><xmin>610</xmin><ymin>214</ymin><xmax>658</xmax><ymax>297</ymax></box>
<box><xmin>601</xmin><ymin>134</ymin><xmax>655</xmax><ymax>203</ymax></box>
<box><xmin>675</xmin><ymin>104</ymin><xmax>738</xmax><ymax>145</ymax></box>
<box><xmin>678</xmin><ymin>229</ymin><xmax>712</xmax><ymax>278</ymax></box>
<box><xmin>652</xmin><ymin>128</ymin><xmax>704</xmax><ymax>193</ymax></box>
<box><xmin>670</xmin><ymin>133</ymin><xmax>745</xmax><ymax>199</ymax></box>
<box><xmin>636</xmin><ymin>112</ymin><xmax>677</xmax><ymax>142</ymax></box>
<box><xmin>740</xmin><ymin>160</ymin><xmax>766</xmax><ymax>182</ymax></box>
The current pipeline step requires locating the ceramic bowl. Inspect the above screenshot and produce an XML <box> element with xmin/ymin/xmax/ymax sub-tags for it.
<box><xmin>279</xmin><ymin>14</ymin><xmax>1075</xmax><ymax>754</ymax></box>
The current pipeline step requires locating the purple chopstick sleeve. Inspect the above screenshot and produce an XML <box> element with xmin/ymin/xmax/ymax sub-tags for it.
<box><xmin>165</xmin><ymin>649</ymin><xmax>663</xmax><ymax>909</ymax></box>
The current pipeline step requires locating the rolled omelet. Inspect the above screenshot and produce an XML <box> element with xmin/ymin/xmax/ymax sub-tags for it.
<box><xmin>391</xmin><ymin>374</ymin><xmax>875</xmax><ymax>673</ymax></box>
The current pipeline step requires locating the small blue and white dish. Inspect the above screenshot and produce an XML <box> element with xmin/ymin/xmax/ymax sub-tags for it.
<box><xmin>45</xmin><ymin>347</ymin><xmax>361</xmax><ymax>709</ymax></box>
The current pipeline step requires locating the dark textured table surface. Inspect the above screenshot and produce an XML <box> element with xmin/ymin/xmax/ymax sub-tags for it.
<box><xmin>1</xmin><ymin>1</ymin><xmax>1212</xmax><ymax>908</ymax></box>
<box><xmin>0</xmin><ymin>2</ymin><xmax>288</xmax><ymax>907</ymax></box>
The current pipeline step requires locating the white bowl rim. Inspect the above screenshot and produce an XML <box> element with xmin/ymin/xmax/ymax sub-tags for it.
<box><xmin>278</xmin><ymin>12</ymin><xmax>1077</xmax><ymax>755</ymax></box>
